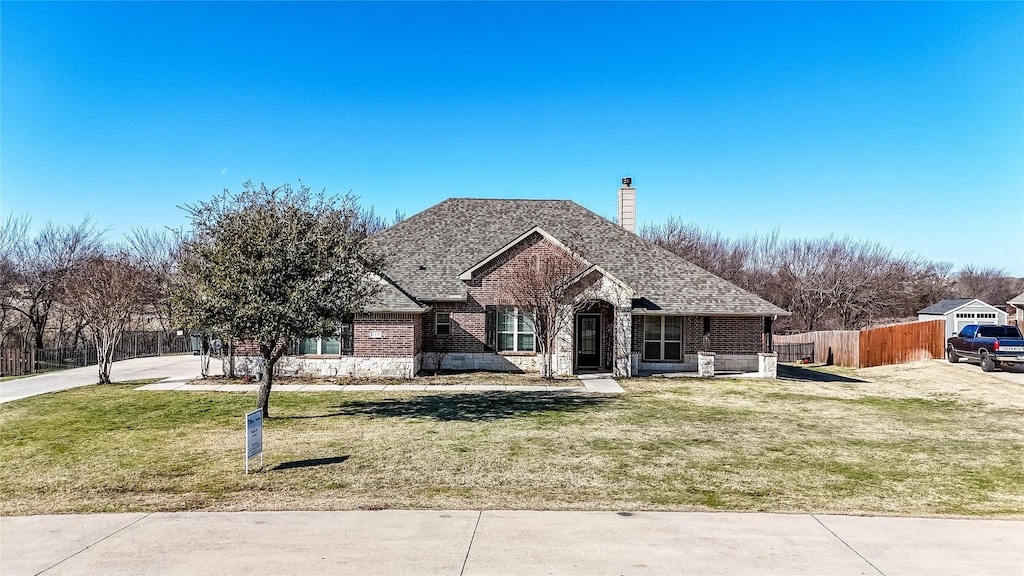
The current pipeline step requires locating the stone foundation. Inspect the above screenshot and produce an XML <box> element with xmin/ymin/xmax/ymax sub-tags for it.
<box><xmin>712</xmin><ymin>353</ymin><xmax>760</xmax><ymax>373</ymax></box>
<box><xmin>421</xmin><ymin>352</ymin><xmax>539</xmax><ymax>373</ymax></box>
<box><xmin>233</xmin><ymin>355</ymin><xmax>418</xmax><ymax>379</ymax></box>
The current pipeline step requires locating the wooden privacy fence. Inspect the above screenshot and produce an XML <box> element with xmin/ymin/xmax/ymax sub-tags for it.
<box><xmin>775</xmin><ymin>330</ymin><xmax>860</xmax><ymax>367</ymax></box>
<box><xmin>775</xmin><ymin>320</ymin><xmax>945</xmax><ymax>368</ymax></box>
<box><xmin>1</xmin><ymin>348</ymin><xmax>35</xmax><ymax>377</ymax></box>
<box><xmin>859</xmin><ymin>319</ymin><xmax>944</xmax><ymax>368</ymax></box>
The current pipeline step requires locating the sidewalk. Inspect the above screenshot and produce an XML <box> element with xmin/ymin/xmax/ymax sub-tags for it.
<box><xmin>2</xmin><ymin>510</ymin><xmax>1020</xmax><ymax>575</ymax></box>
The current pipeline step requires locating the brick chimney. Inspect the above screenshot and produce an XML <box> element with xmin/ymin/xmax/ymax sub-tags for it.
<box><xmin>617</xmin><ymin>177</ymin><xmax>636</xmax><ymax>234</ymax></box>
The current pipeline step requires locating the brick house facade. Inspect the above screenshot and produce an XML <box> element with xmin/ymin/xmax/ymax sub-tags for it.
<box><xmin>231</xmin><ymin>184</ymin><xmax>789</xmax><ymax>378</ymax></box>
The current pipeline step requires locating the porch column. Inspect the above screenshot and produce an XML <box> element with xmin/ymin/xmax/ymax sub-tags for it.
<box><xmin>613</xmin><ymin>307</ymin><xmax>632</xmax><ymax>377</ymax></box>
<box><xmin>554</xmin><ymin>304</ymin><xmax>575</xmax><ymax>376</ymax></box>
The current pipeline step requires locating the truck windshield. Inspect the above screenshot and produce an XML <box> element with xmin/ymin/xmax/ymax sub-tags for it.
<box><xmin>977</xmin><ymin>326</ymin><xmax>1023</xmax><ymax>338</ymax></box>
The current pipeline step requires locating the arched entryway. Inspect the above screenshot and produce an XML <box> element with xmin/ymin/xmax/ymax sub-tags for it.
<box><xmin>575</xmin><ymin>300</ymin><xmax>615</xmax><ymax>373</ymax></box>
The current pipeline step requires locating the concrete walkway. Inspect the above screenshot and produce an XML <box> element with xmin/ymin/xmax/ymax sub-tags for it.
<box><xmin>2</xmin><ymin>355</ymin><xmax>624</xmax><ymax>403</ymax></box>
<box><xmin>576</xmin><ymin>372</ymin><xmax>626</xmax><ymax>393</ymax></box>
<box><xmin>2</xmin><ymin>510</ymin><xmax>1019</xmax><ymax>575</ymax></box>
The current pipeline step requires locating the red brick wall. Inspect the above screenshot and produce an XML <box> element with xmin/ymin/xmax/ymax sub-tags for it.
<box><xmin>632</xmin><ymin>315</ymin><xmax>644</xmax><ymax>353</ymax></box>
<box><xmin>354</xmin><ymin>313</ymin><xmax>419</xmax><ymax>358</ymax></box>
<box><xmin>230</xmin><ymin>313</ymin><xmax>421</xmax><ymax>358</ymax></box>
<box><xmin>423</xmin><ymin>233</ymin><xmax>572</xmax><ymax>354</ymax></box>
<box><xmin>634</xmin><ymin>315</ymin><xmax>764</xmax><ymax>356</ymax></box>
<box><xmin>684</xmin><ymin>316</ymin><xmax>763</xmax><ymax>354</ymax></box>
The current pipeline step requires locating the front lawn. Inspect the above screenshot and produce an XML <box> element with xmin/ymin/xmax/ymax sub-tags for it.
<box><xmin>1</xmin><ymin>363</ymin><xmax>1021</xmax><ymax>517</ymax></box>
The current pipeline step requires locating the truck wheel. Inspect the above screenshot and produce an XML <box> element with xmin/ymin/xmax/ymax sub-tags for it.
<box><xmin>980</xmin><ymin>353</ymin><xmax>996</xmax><ymax>372</ymax></box>
<box><xmin>947</xmin><ymin>346</ymin><xmax>959</xmax><ymax>364</ymax></box>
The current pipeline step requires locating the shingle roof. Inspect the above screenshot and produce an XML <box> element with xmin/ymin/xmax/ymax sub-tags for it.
<box><xmin>917</xmin><ymin>298</ymin><xmax>983</xmax><ymax>315</ymax></box>
<box><xmin>365</xmin><ymin>276</ymin><xmax>426</xmax><ymax>313</ymax></box>
<box><xmin>1008</xmin><ymin>292</ymin><xmax>1024</xmax><ymax>306</ymax></box>
<box><xmin>374</xmin><ymin>198</ymin><xmax>788</xmax><ymax>317</ymax></box>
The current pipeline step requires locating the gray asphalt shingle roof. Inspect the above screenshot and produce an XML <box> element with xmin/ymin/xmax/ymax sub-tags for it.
<box><xmin>917</xmin><ymin>298</ymin><xmax>981</xmax><ymax>315</ymax></box>
<box><xmin>366</xmin><ymin>276</ymin><xmax>425</xmax><ymax>313</ymax></box>
<box><xmin>373</xmin><ymin>198</ymin><xmax>789</xmax><ymax>316</ymax></box>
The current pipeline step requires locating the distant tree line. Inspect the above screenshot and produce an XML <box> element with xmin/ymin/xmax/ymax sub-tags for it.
<box><xmin>641</xmin><ymin>217</ymin><xmax>1023</xmax><ymax>332</ymax></box>
<box><xmin>2</xmin><ymin>194</ymin><xmax>1019</xmax><ymax>383</ymax></box>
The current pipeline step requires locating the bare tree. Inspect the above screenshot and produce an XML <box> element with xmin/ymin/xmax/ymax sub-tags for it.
<box><xmin>6</xmin><ymin>217</ymin><xmax>104</xmax><ymax>349</ymax></box>
<box><xmin>62</xmin><ymin>252</ymin><xmax>154</xmax><ymax>383</ymax></box>
<box><xmin>0</xmin><ymin>215</ymin><xmax>30</xmax><ymax>348</ymax></box>
<box><xmin>500</xmin><ymin>237</ymin><xmax>592</xmax><ymax>379</ymax></box>
<box><xmin>124</xmin><ymin>227</ymin><xmax>180</xmax><ymax>334</ymax></box>
<box><xmin>425</xmin><ymin>333</ymin><xmax>451</xmax><ymax>376</ymax></box>
<box><xmin>953</xmin><ymin>265</ymin><xmax>1024</xmax><ymax>307</ymax></box>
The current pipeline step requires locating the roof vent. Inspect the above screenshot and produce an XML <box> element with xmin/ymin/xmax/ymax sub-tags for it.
<box><xmin>617</xmin><ymin>177</ymin><xmax>636</xmax><ymax>234</ymax></box>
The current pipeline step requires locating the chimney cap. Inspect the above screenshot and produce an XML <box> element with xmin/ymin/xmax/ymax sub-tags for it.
<box><xmin>621</xmin><ymin>177</ymin><xmax>632</xmax><ymax>187</ymax></box>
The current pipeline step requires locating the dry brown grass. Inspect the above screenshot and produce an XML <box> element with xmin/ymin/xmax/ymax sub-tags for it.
<box><xmin>1</xmin><ymin>362</ymin><xmax>1020</xmax><ymax>517</ymax></box>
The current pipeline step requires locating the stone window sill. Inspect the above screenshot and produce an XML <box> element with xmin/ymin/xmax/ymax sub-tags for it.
<box><xmin>498</xmin><ymin>351</ymin><xmax>536</xmax><ymax>357</ymax></box>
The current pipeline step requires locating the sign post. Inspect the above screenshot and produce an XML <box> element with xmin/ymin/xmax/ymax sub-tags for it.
<box><xmin>245</xmin><ymin>409</ymin><xmax>263</xmax><ymax>474</ymax></box>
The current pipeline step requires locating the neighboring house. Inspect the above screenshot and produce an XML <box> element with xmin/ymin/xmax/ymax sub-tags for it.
<box><xmin>235</xmin><ymin>181</ymin><xmax>789</xmax><ymax>378</ymax></box>
<box><xmin>917</xmin><ymin>298</ymin><xmax>1008</xmax><ymax>338</ymax></box>
<box><xmin>1008</xmin><ymin>292</ymin><xmax>1024</xmax><ymax>326</ymax></box>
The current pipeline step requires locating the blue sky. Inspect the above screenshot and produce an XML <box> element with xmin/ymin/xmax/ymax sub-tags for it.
<box><xmin>2</xmin><ymin>2</ymin><xmax>1022</xmax><ymax>274</ymax></box>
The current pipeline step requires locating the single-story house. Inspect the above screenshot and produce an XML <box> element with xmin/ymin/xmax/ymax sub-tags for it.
<box><xmin>1008</xmin><ymin>292</ymin><xmax>1024</xmax><ymax>326</ymax></box>
<box><xmin>918</xmin><ymin>298</ymin><xmax>1008</xmax><ymax>337</ymax></box>
<box><xmin>235</xmin><ymin>180</ymin><xmax>789</xmax><ymax>378</ymax></box>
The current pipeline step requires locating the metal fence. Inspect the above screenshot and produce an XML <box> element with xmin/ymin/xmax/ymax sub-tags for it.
<box><xmin>1</xmin><ymin>331</ymin><xmax>192</xmax><ymax>376</ymax></box>
<box><xmin>775</xmin><ymin>342</ymin><xmax>815</xmax><ymax>363</ymax></box>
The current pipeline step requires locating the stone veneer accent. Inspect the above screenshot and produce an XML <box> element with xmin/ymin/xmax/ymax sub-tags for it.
<box><xmin>421</xmin><ymin>352</ymin><xmax>538</xmax><ymax>373</ymax></box>
<box><xmin>758</xmin><ymin>352</ymin><xmax>778</xmax><ymax>378</ymax></box>
<box><xmin>697</xmin><ymin>351</ymin><xmax>716</xmax><ymax>377</ymax></box>
<box><xmin>232</xmin><ymin>354</ymin><xmax>420</xmax><ymax>379</ymax></box>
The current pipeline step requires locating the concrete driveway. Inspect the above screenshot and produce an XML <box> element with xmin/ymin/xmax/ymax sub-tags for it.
<box><xmin>0</xmin><ymin>355</ymin><xmax>220</xmax><ymax>404</ymax></box>
<box><xmin>938</xmin><ymin>358</ymin><xmax>1024</xmax><ymax>385</ymax></box>
<box><xmin>1</xmin><ymin>510</ymin><xmax>1020</xmax><ymax>576</ymax></box>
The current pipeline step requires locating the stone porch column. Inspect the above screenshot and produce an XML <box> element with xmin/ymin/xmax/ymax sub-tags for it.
<box><xmin>554</xmin><ymin>304</ymin><xmax>575</xmax><ymax>376</ymax></box>
<box><xmin>613</xmin><ymin>307</ymin><xmax>632</xmax><ymax>377</ymax></box>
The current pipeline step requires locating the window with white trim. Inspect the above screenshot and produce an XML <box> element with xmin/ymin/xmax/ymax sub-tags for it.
<box><xmin>497</xmin><ymin>308</ymin><xmax>535</xmax><ymax>352</ymax></box>
<box><xmin>643</xmin><ymin>315</ymin><xmax>682</xmax><ymax>361</ymax></box>
<box><xmin>298</xmin><ymin>318</ymin><xmax>354</xmax><ymax>355</ymax></box>
<box><xmin>435</xmin><ymin>312</ymin><xmax>451</xmax><ymax>336</ymax></box>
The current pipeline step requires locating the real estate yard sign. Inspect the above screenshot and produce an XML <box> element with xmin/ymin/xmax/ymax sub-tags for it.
<box><xmin>245</xmin><ymin>409</ymin><xmax>263</xmax><ymax>474</ymax></box>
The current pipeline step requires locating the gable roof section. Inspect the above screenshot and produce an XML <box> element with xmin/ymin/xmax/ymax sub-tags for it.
<box><xmin>458</xmin><ymin>226</ymin><xmax>579</xmax><ymax>281</ymax></box>
<box><xmin>917</xmin><ymin>298</ymin><xmax>999</xmax><ymax>315</ymax></box>
<box><xmin>373</xmin><ymin>198</ymin><xmax>788</xmax><ymax>316</ymax></box>
<box><xmin>1008</xmin><ymin>292</ymin><xmax>1024</xmax><ymax>306</ymax></box>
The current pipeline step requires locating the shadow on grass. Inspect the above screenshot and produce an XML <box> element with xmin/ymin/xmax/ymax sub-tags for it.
<box><xmin>777</xmin><ymin>364</ymin><xmax>867</xmax><ymax>383</ymax></box>
<box><xmin>272</xmin><ymin>455</ymin><xmax>350</xmax><ymax>471</ymax></box>
<box><xmin>280</xmin><ymin>391</ymin><xmax>615</xmax><ymax>422</ymax></box>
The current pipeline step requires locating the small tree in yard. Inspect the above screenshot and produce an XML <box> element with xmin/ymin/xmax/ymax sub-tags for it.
<box><xmin>501</xmin><ymin>242</ymin><xmax>592</xmax><ymax>379</ymax></box>
<box><xmin>172</xmin><ymin>181</ymin><xmax>387</xmax><ymax>417</ymax></box>
<box><xmin>63</xmin><ymin>253</ymin><xmax>154</xmax><ymax>384</ymax></box>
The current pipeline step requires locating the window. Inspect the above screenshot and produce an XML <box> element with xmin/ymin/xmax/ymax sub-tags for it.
<box><xmin>298</xmin><ymin>317</ymin><xmax>354</xmax><ymax>355</ymax></box>
<box><xmin>497</xmin><ymin>308</ymin><xmax>535</xmax><ymax>352</ymax></box>
<box><xmin>435</xmin><ymin>312</ymin><xmax>451</xmax><ymax>336</ymax></box>
<box><xmin>644</xmin><ymin>315</ymin><xmax>682</xmax><ymax>361</ymax></box>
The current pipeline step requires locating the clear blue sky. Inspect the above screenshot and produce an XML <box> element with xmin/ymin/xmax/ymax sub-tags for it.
<box><xmin>2</xmin><ymin>2</ymin><xmax>1022</xmax><ymax>274</ymax></box>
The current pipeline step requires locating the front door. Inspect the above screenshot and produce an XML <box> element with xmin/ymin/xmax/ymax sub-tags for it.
<box><xmin>576</xmin><ymin>314</ymin><xmax>601</xmax><ymax>369</ymax></box>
